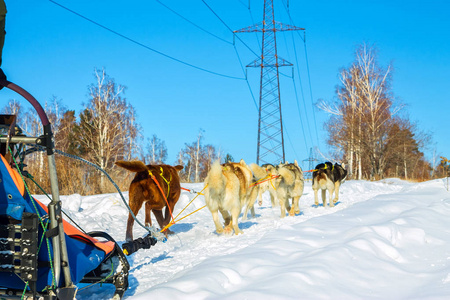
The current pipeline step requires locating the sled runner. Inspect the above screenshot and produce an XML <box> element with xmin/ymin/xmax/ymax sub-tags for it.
<box><xmin>0</xmin><ymin>80</ymin><xmax>129</xmax><ymax>299</ymax></box>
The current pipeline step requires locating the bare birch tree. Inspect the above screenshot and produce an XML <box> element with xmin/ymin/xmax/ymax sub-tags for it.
<box><xmin>144</xmin><ymin>134</ymin><xmax>167</xmax><ymax>164</ymax></box>
<box><xmin>322</xmin><ymin>43</ymin><xmax>403</xmax><ymax>179</ymax></box>
<box><xmin>76</xmin><ymin>68</ymin><xmax>139</xmax><ymax>192</ymax></box>
<box><xmin>177</xmin><ymin>131</ymin><xmax>220</xmax><ymax>182</ymax></box>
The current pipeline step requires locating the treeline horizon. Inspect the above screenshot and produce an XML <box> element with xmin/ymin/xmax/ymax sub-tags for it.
<box><xmin>2</xmin><ymin>45</ymin><xmax>448</xmax><ymax>196</ymax></box>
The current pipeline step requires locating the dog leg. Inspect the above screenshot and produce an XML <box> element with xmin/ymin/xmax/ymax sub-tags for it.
<box><xmin>242</xmin><ymin>206</ymin><xmax>249</xmax><ymax>221</ymax></box>
<box><xmin>153</xmin><ymin>209</ymin><xmax>167</xmax><ymax>231</ymax></box>
<box><xmin>279</xmin><ymin>197</ymin><xmax>287</xmax><ymax>218</ymax></box>
<box><xmin>250</xmin><ymin>206</ymin><xmax>255</xmax><ymax>218</ymax></box>
<box><xmin>333</xmin><ymin>182</ymin><xmax>340</xmax><ymax>203</ymax></box>
<box><xmin>313</xmin><ymin>188</ymin><xmax>319</xmax><ymax>206</ymax></box>
<box><xmin>219</xmin><ymin>208</ymin><xmax>231</xmax><ymax>226</ymax></box>
<box><xmin>245</xmin><ymin>187</ymin><xmax>258</xmax><ymax>219</ymax></box>
<box><xmin>126</xmin><ymin>213</ymin><xmax>135</xmax><ymax>242</ymax></box>
<box><xmin>321</xmin><ymin>189</ymin><xmax>327</xmax><ymax>207</ymax></box>
<box><xmin>211</xmin><ymin>210</ymin><xmax>224</xmax><ymax>234</ymax></box>
<box><xmin>230</xmin><ymin>207</ymin><xmax>243</xmax><ymax>235</ymax></box>
<box><xmin>242</xmin><ymin>197</ymin><xmax>250</xmax><ymax>221</ymax></box>
<box><xmin>285</xmin><ymin>198</ymin><xmax>291</xmax><ymax>213</ymax></box>
<box><xmin>258</xmin><ymin>189</ymin><xmax>263</xmax><ymax>206</ymax></box>
<box><xmin>144</xmin><ymin>202</ymin><xmax>152</xmax><ymax>227</ymax></box>
<box><xmin>164</xmin><ymin>205</ymin><xmax>175</xmax><ymax>235</ymax></box>
<box><xmin>328</xmin><ymin>186</ymin><xmax>335</xmax><ymax>207</ymax></box>
<box><xmin>270</xmin><ymin>189</ymin><xmax>279</xmax><ymax>207</ymax></box>
<box><xmin>126</xmin><ymin>197</ymin><xmax>144</xmax><ymax>241</ymax></box>
<box><xmin>290</xmin><ymin>196</ymin><xmax>300</xmax><ymax>216</ymax></box>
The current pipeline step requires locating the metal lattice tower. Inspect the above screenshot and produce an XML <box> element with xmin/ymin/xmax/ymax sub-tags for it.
<box><xmin>235</xmin><ymin>0</ymin><xmax>304</xmax><ymax>165</ymax></box>
<box><xmin>303</xmin><ymin>147</ymin><xmax>318</xmax><ymax>179</ymax></box>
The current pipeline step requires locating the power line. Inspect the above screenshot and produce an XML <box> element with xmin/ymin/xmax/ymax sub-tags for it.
<box><xmin>48</xmin><ymin>0</ymin><xmax>245</xmax><ymax>80</ymax></box>
<box><xmin>291</xmin><ymin>76</ymin><xmax>311</xmax><ymax>154</ymax></box>
<box><xmin>236</xmin><ymin>0</ymin><xmax>250</xmax><ymax>9</ymax></box>
<box><xmin>303</xmin><ymin>38</ymin><xmax>320</xmax><ymax>146</ymax></box>
<box><xmin>233</xmin><ymin>46</ymin><xmax>259</xmax><ymax>111</ymax></box>
<box><xmin>281</xmin><ymin>0</ymin><xmax>320</xmax><ymax>147</ymax></box>
<box><xmin>290</xmin><ymin>31</ymin><xmax>314</xmax><ymax>147</ymax></box>
<box><xmin>154</xmin><ymin>0</ymin><xmax>233</xmax><ymax>45</ymax></box>
<box><xmin>278</xmin><ymin>26</ymin><xmax>313</xmax><ymax>151</ymax></box>
<box><xmin>284</xmin><ymin>124</ymin><xmax>300</xmax><ymax>161</ymax></box>
<box><xmin>201</xmin><ymin>0</ymin><xmax>260</xmax><ymax>58</ymax></box>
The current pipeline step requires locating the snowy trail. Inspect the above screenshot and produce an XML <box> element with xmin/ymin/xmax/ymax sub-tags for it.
<box><xmin>34</xmin><ymin>178</ymin><xmax>450</xmax><ymax>299</ymax></box>
<box><xmin>47</xmin><ymin>179</ymin><xmax>401</xmax><ymax>298</ymax></box>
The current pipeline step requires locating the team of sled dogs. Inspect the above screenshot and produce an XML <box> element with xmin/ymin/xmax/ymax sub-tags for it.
<box><xmin>118</xmin><ymin>159</ymin><xmax>347</xmax><ymax>239</ymax></box>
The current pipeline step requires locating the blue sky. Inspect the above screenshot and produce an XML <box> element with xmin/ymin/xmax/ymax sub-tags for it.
<box><xmin>2</xmin><ymin>0</ymin><xmax>449</xmax><ymax>167</ymax></box>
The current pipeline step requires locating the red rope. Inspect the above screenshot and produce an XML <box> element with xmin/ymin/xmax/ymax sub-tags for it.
<box><xmin>249</xmin><ymin>175</ymin><xmax>280</xmax><ymax>188</ymax></box>
<box><xmin>148</xmin><ymin>171</ymin><xmax>174</xmax><ymax>230</ymax></box>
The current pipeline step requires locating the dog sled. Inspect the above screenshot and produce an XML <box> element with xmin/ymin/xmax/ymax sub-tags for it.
<box><xmin>0</xmin><ymin>80</ymin><xmax>130</xmax><ymax>299</ymax></box>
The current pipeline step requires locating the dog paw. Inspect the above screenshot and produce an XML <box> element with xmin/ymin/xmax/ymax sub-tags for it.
<box><xmin>223</xmin><ymin>226</ymin><xmax>233</xmax><ymax>235</ymax></box>
<box><xmin>234</xmin><ymin>229</ymin><xmax>243</xmax><ymax>235</ymax></box>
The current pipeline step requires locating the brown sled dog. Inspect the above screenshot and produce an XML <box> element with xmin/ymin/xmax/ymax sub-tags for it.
<box><xmin>115</xmin><ymin>161</ymin><xmax>183</xmax><ymax>241</ymax></box>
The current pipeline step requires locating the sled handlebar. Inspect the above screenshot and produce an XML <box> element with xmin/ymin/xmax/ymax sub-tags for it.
<box><xmin>0</xmin><ymin>80</ymin><xmax>50</xmax><ymax>126</ymax></box>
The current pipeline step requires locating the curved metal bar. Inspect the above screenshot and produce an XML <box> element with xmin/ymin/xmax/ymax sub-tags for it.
<box><xmin>0</xmin><ymin>79</ymin><xmax>74</xmax><ymax>289</ymax></box>
<box><xmin>0</xmin><ymin>79</ymin><xmax>50</xmax><ymax>126</ymax></box>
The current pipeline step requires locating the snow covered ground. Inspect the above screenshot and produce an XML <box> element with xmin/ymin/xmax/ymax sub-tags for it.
<box><xmin>35</xmin><ymin>177</ymin><xmax>450</xmax><ymax>299</ymax></box>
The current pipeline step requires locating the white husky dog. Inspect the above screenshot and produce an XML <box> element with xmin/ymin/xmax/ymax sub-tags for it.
<box><xmin>204</xmin><ymin>160</ymin><xmax>243</xmax><ymax>234</ymax></box>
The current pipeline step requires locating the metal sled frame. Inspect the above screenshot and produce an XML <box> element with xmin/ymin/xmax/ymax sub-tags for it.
<box><xmin>0</xmin><ymin>80</ymin><xmax>129</xmax><ymax>299</ymax></box>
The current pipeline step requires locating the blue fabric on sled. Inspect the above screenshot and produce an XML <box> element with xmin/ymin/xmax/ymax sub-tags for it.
<box><xmin>0</xmin><ymin>158</ymin><xmax>108</xmax><ymax>291</ymax></box>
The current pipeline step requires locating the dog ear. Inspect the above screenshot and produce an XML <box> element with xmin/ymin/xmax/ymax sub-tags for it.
<box><xmin>294</xmin><ymin>160</ymin><xmax>298</xmax><ymax>166</ymax></box>
<box><xmin>174</xmin><ymin>165</ymin><xmax>184</xmax><ymax>172</ymax></box>
<box><xmin>239</xmin><ymin>159</ymin><xmax>247</xmax><ymax>166</ymax></box>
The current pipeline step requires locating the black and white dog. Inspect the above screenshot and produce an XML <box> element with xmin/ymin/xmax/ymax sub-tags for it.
<box><xmin>312</xmin><ymin>162</ymin><xmax>347</xmax><ymax>207</ymax></box>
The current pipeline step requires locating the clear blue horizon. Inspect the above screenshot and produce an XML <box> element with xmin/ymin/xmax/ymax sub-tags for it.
<box><xmin>2</xmin><ymin>0</ymin><xmax>449</xmax><ymax>167</ymax></box>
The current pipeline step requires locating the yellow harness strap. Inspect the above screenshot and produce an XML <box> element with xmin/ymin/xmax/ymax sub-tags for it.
<box><xmin>269</xmin><ymin>173</ymin><xmax>277</xmax><ymax>190</ymax></box>
<box><xmin>148</xmin><ymin>169</ymin><xmax>174</xmax><ymax>223</ymax></box>
<box><xmin>159</xmin><ymin>167</ymin><xmax>171</xmax><ymax>198</ymax></box>
<box><xmin>160</xmin><ymin>184</ymin><xmax>209</xmax><ymax>233</ymax></box>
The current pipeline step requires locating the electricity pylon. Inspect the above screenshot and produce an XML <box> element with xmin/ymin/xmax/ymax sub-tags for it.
<box><xmin>235</xmin><ymin>0</ymin><xmax>304</xmax><ymax>165</ymax></box>
<box><xmin>303</xmin><ymin>147</ymin><xmax>318</xmax><ymax>179</ymax></box>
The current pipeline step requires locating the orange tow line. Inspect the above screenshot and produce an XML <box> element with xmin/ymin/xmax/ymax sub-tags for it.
<box><xmin>148</xmin><ymin>170</ymin><xmax>175</xmax><ymax>232</ymax></box>
<box><xmin>249</xmin><ymin>174</ymin><xmax>280</xmax><ymax>188</ymax></box>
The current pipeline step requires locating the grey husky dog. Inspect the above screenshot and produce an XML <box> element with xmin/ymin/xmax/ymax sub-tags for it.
<box><xmin>251</xmin><ymin>160</ymin><xmax>304</xmax><ymax>217</ymax></box>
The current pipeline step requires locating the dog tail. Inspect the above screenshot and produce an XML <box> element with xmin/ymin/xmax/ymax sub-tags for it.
<box><xmin>115</xmin><ymin>160</ymin><xmax>148</xmax><ymax>172</ymax></box>
<box><xmin>278</xmin><ymin>167</ymin><xmax>295</xmax><ymax>186</ymax></box>
<box><xmin>205</xmin><ymin>160</ymin><xmax>226</xmax><ymax>194</ymax></box>
<box><xmin>249</xmin><ymin>163</ymin><xmax>267</xmax><ymax>180</ymax></box>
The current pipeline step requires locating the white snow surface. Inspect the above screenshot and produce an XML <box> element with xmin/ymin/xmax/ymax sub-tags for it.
<box><xmin>35</xmin><ymin>178</ymin><xmax>450</xmax><ymax>300</ymax></box>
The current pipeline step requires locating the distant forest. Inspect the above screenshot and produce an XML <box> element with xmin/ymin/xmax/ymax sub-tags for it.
<box><xmin>2</xmin><ymin>45</ymin><xmax>448</xmax><ymax>195</ymax></box>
